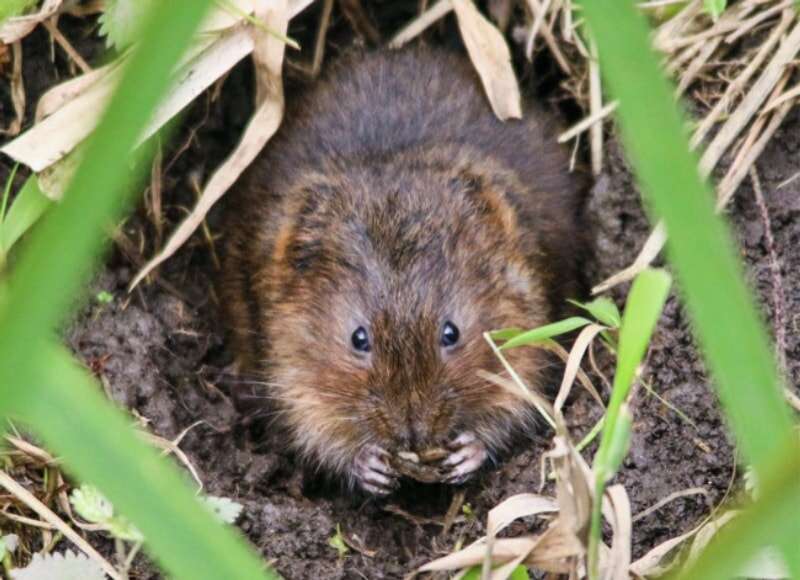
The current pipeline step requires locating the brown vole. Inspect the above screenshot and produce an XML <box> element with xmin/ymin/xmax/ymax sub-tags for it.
<box><xmin>220</xmin><ymin>47</ymin><xmax>588</xmax><ymax>495</ymax></box>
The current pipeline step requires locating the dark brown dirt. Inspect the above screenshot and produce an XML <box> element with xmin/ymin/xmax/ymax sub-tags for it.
<box><xmin>2</xmin><ymin>4</ymin><xmax>800</xmax><ymax>579</ymax></box>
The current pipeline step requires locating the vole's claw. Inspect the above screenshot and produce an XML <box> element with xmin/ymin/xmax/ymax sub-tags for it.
<box><xmin>444</xmin><ymin>432</ymin><xmax>488</xmax><ymax>484</ymax></box>
<box><xmin>354</xmin><ymin>444</ymin><xmax>397</xmax><ymax>495</ymax></box>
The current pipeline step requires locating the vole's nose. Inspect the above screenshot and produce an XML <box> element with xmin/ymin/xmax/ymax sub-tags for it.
<box><xmin>399</xmin><ymin>404</ymin><xmax>438</xmax><ymax>451</ymax></box>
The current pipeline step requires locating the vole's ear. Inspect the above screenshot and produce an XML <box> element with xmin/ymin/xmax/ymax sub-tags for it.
<box><xmin>455</xmin><ymin>170</ymin><xmax>517</xmax><ymax>238</ymax></box>
<box><xmin>268</xmin><ymin>186</ymin><xmax>329</xmax><ymax>301</ymax></box>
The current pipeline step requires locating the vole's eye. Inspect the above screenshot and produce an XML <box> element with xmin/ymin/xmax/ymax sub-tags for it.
<box><xmin>351</xmin><ymin>326</ymin><xmax>371</xmax><ymax>352</ymax></box>
<box><xmin>441</xmin><ymin>321</ymin><xmax>460</xmax><ymax>348</ymax></box>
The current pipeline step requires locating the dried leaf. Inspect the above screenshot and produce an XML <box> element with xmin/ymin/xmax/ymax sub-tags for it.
<box><xmin>553</xmin><ymin>323</ymin><xmax>606</xmax><ymax>415</ymax></box>
<box><xmin>1</xmin><ymin>65</ymin><xmax>120</xmax><ymax>173</ymax></box>
<box><xmin>482</xmin><ymin>494</ymin><xmax>558</xmax><ymax>579</ymax></box>
<box><xmin>34</xmin><ymin>62</ymin><xmax>118</xmax><ymax>123</ymax></box>
<box><xmin>630</xmin><ymin>510</ymin><xmax>741</xmax><ymax>577</ymax></box>
<box><xmin>602</xmin><ymin>485</ymin><xmax>632</xmax><ymax>580</ymax></box>
<box><xmin>421</xmin><ymin>537</ymin><xmax>540</xmax><ymax>572</ymax></box>
<box><xmin>487</xmin><ymin>494</ymin><xmax>557</xmax><ymax>537</ymax></box>
<box><xmin>130</xmin><ymin>0</ymin><xmax>290</xmax><ymax>289</ymax></box>
<box><xmin>452</xmin><ymin>0</ymin><xmax>521</xmax><ymax>120</ymax></box>
<box><xmin>0</xmin><ymin>0</ymin><xmax>64</xmax><ymax>43</ymax></box>
<box><xmin>2</xmin><ymin>41</ymin><xmax>24</xmax><ymax>136</ymax></box>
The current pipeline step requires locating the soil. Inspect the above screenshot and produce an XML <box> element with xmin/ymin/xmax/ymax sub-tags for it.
<box><xmin>2</xmin><ymin>4</ymin><xmax>799</xmax><ymax>579</ymax></box>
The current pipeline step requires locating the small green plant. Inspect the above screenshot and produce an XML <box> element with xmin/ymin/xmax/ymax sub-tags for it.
<box><xmin>328</xmin><ymin>524</ymin><xmax>349</xmax><ymax>559</ymax></box>
<box><xmin>71</xmin><ymin>484</ymin><xmax>144</xmax><ymax>542</ymax></box>
<box><xmin>703</xmin><ymin>0</ymin><xmax>727</xmax><ymax>21</ymax></box>
<box><xmin>98</xmin><ymin>0</ymin><xmax>155</xmax><ymax>50</ymax></box>
<box><xmin>94</xmin><ymin>291</ymin><xmax>114</xmax><ymax>305</ymax></box>
<box><xmin>491</xmin><ymin>295</ymin><xmax>621</xmax><ymax>350</ymax></box>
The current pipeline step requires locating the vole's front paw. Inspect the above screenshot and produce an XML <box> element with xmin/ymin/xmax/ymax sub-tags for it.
<box><xmin>353</xmin><ymin>444</ymin><xmax>397</xmax><ymax>496</ymax></box>
<box><xmin>443</xmin><ymin>432</ymin><xmax>488</xmax><ymax>484</ymax></box>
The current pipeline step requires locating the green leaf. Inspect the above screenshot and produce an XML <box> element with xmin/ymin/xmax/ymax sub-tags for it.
<box><xmin>597</xmin><ymin>403</ymin><xmax>631</xmax><ymax>483</ymax></box>
<box><xmin>498</xmin><ymin>317</ymin><xmax>591</xmax><ymax>349</ymax></box>
<box><xmin>611</xmin><ymin>268</ymin><xmax>671</xmax><ymax>401</ymax></box>
<box><xmin>0</xmin><ymin>0</ymin><xmax>37</xmax><ymax>22</ymax></box>
<box><xmin>98</xmin><ymin>0</ymin><xmax>155</xmax><ymax>49</ymax></box>
<box><xmin>95</xmin><ymin>291</ymin><xmax>114</xmax><ymax>304</ymax></box>
<box><xmin>328</xmin><ymin>524</ymin><xmax>349</xmax><ymax>559</ymax></box>
<box><xmin>107</xmin><ymin>515</ymin><xmax>144</xmax><ymax>543</ymax></box>
<box><xmin>70</xmin><ymin>484</ymin><xmax>113</xmax><ymax>524</ymax></box>
<box><xmin>568</xmin><ymin>297</ymin><xmax>622</xmax><ymax>328</ymax></box>
<box><xmin>703</xmin><ymin>0</ymin><xmax>727</xmax><ymax>21</ymax></box>
<box><xmin>71</xmin><ymin>484</ymin><xmax>143</xmax><ymax>542</ymax></box>
<box><xmin>0</xmin><ymin>178</ymin><xmax>53</xmax><ymax>257</ymax></box>
<box><xmin>488</xmin><ymin>327</ymin><xmax>525</xmax><ymax>341</ymax></box>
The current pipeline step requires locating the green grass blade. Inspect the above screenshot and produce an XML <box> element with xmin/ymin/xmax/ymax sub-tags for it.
<box><xmin>567</xmin><ymin>297</ymin><xmax>621</xmax><ymax>328</ymax></box>
<box><xmin>0</xmin><ymin>177</ymin><xmax>53</xmax><ymax>257</ymax></box>
<box><xmin>607</xmin><ymin>269</ymin><xmax>671</xmax><ymax>411</ymax></box>
<box><xmin>0</xmin><ymin>0</ymin><xmax>277</xmax><ymax>578</ymax></box>
<box><xmin>0</xmin><ymin>163</ymin><xmax>19</xmax><ymax>223</ymax></box>
<box><xmin>0</xmin><ymin>0</ymin><xmax>37</xmax><ymax>22</ymax></box>
<box><xmin>577</xmin><ymin>1</ymin><xmax>799</xmax><ymax>574</ymax></box>
<box><xmin>0</xmin><ymin>0</ymin><xmax>210</xmax><ymax>363</ymax></box>
<box><xmin>498</xmin><ymin>316</ymin><xmax>591</xmax><ymax>349</ymax></box>
<box><xmin>14</xmin><ymin>343</ymin><xmax>277</xmax><ymax>580</ymax></box>
<box><xmin>670</xmin><ymin>440</ymin><xmax>800</xmax><ymax>580</ymax></box>
<box><xmin>588</xmin><ymin>268</ymin><xmax>670</xmax><ymax>578</ymax></box>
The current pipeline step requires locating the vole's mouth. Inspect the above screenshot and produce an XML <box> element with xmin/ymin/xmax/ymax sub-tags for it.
<box><xmin>390</xmin><ymin>447</ymin><xmax>450</xmax><ymax>483</ymax></box>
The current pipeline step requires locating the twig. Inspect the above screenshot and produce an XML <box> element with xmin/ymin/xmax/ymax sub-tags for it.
<box><xmin>338</xmin><ymin>0</ymin><xmax>381</xmax><ymax>44</ymax></box>
<box><xmin>749</xmin><ymin>167</ymin><xmax>787</xmax><ymax>373</ymax></box>
<box><xmin>558</xmin><ymin>100</ymin><xmax>617</xmax><ymax>143</ymax></box>
<box><xmin>389</xmin><ymin>0</ymin><xmax>453</xmax><ymax>47</ymax></box>
<box><xmin>1</xmin><ymin>41</ymin><xmax>24</xmax><ymax>136</ymax></box>
<box><xmin>725</xmin><ymin>0</ymin><xmax>794</xmax><ymax>44</ymax></box>
<box><xmin>690</xmin><ymin>8</ymin><xmax>793</xmax><ymax>149</ymax></box>
<box><xmin>676</xmin><ymin>37</ymin><xmax>721</xmax><ymax>95</ymax></box>
<box><xmin>632</xmin><ymin>487</ymin><xmax>708</xmax><ymax>523</ymax></box>
<box><xmin>311</xmin><ymin>0</ymin><xmax>334</xmax><ymax>77</ymax></box>
<box><xmin>588</xmin><ymin>36</ymin><xmax>603</xmax><ymax>175</ymax></box>
<box><xmin>43</xmin><ymin>17</ymin><xmax>91</xmax><ymax>74</ymax></box>
<box><xmin>526</xmin><ymin>0</ymin><xmax>572</xmax><ymax>73</ymax></box>
<box><xmin>0</xmin><ymin>471</ymin><xmax>122</xmax><ymax>580</ymax></box>
<box><xmin>716</xmin><ymin>74</ymin><xmax>793</xmax><ymax>208</ymax></box>
<box><xmin>525</xmin><ymin>0</ymin><xmax>553</xmax><ymax>59</ymax></box>
<box><xmin>698</xmin><ymin>18</ymin><xmax>800</xmax><ymax>175</ymax></box>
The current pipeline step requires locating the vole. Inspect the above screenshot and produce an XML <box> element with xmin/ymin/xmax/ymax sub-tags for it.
<box><xmin>220</xmin><ymin>46</ymin><xmax>588</xmax><ymax>495</ymax></box>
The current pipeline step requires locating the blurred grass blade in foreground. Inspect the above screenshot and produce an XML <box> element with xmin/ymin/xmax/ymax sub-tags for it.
<box><xmin>577</xmin><ymin>1</ymin><xmax>800</xmax><ymax>578</ymax></box>
<box><xmin>0</xmin><ymin>0</ymin><xmax>276</xmax><ymax>578</ymax></box>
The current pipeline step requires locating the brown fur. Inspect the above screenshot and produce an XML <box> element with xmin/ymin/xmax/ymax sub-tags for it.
<box><xmin>220</xmin><ymin>46</ymin><xmax>589</xmax><ymax>486</ymax></box>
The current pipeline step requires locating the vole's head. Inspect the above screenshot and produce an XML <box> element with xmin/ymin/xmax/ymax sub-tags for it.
<box><xmin>259</xmin><ymin>150</ymin><xmax>554</xmax><ymax>491</ymax></box>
